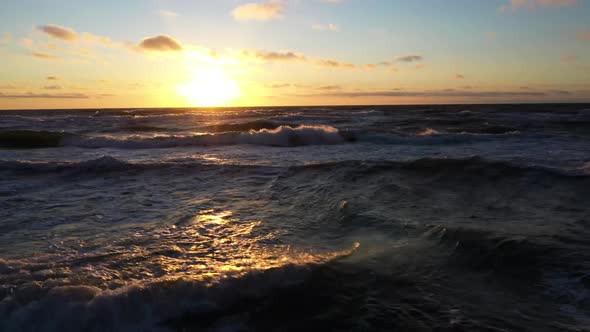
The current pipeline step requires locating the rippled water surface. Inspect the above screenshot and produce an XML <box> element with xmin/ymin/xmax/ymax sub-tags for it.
<box><xmin>1</xmin><ymin>104</ymin><xmax>589</xmax><ymax>331</ymax></box>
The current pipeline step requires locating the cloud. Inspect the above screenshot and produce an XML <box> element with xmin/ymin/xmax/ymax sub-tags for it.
<box><xmin>301</xmin><ymin>89</ymin><xmax>549</xmax><ymax>98</ymax></box>
<box><xmin>0</xmin><ymin>84</ymin><xmax>17</xmax><ymax>89</ymax></box>
<box><xmin>455</xmin><ymin>74</ymin><xmax>465</xmax><ymax>79</ymax></box>
<box><xmin>0</xmin><ymin>92</ymin><xmax>88</xmax><ymax>99</ymax></box>
<box><xmin>501</xmin><ymin>0</ymin><xmax>578</xmax><ymax>11</ymax></box>
<box><xmin>317</xmin><ymin>85</ymin><xmax>341</xmax><ymax>90</ymax></box>
<box><xmin>36</xmin><ymin>24</ymin><xmax>77</xmax><ymax>41</ymax></box>
<box><xmin>312</xmin><ymin>23</ymin><xmax>340</xmax><ymax>32</ymax></box>
<box><xmin>242</xmin><ymin>49</ymin><xmax>306</xmax><ymax>62</ymax></box>
<box><xmin>549</xmin><ymin>90</ymin><xmax>571</xmax><ymax>95</ymax></box>
<box><xmin>268</xmin><ymin>83</ymin><xmax>292</xmax><ymax>88</ymax></box>
<box><xmin>232</xmin><ymin>1</ymin><xmax>283</xmax><ymax>22</ymax></box>
<box><xmin>159</xmin><ymin>10</ymin><xmax>178</xmax><ymax>18</ymax></box>
<box><xmin>396</xmin><ymin>55</ymin><xmax>423</xmax><ymax>62</ymax></box>
<box><xmin>242</xmin><ymin>48</ymin><xmax>394</xmax><ymax>71</ymax></box>
<box><xmin>321</xmin><ymin>0</ymin><xmax>343</xmax><ymax>3</ymax></box>
<box><xmin>561</xmin><ymin>55</ymin><xmax>577</xmax><ymax>62</ymax></box>
<box><xmin>577</xmin><ymin>30</ymin><xmax>590</xmax><ymax>40</ymax></box>
<box><xmin>316</xmin><ymin>59</ymin><xmax>356</xmax><ymax>69</ymax></box>
<box><xmin>0</xmin><ymin>32</ymin><xmax>12</xmax><ymax>46</ymax></box>
<box><xmin>42</xmin><ymin>85</ymin><xmax>62</xmax><ymax>90</ymax></box>
<box><xmin>137</xmin><ymin>35</ymin><xmax>183</xmax><ymax>52</ymax></box>
<box><xmin>267</xmin><ymin>83</ymin><xmax>341</xmax><ymax>90</ymax></box>
<box><xmin>31</xmin><ymin>52</ymin><xmax>59</xmax><ymax>60</ymax></box>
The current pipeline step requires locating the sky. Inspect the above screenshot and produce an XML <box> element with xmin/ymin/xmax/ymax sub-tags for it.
<box><xmin>0</xmin><ymin>0</ymin><xmax>589</xmax><ymax>109</ymax></box>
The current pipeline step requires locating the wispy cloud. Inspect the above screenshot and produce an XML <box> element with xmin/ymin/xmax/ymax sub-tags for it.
<box><xmin>31</xmin><ymin>52</ymin><xmax>59</xmax><ymax>60</ymax></box>
<box><xmin>241</xmin><ymin>48</ymin><xmax>399</xmax><ymax>71</ymax></box>
<box><xmin>0</xmin><ymin>32</ymin><xmax>12</xmax><ymax>46</ymax></box>
<box><xmin>36</xmin><ymin>24</ymin><xmax>77</xmax><ymax>41</ymax></box>
<box><xmin>46</xmin><ymin>76</ymin><xmax>59</xmax><ymax>81</ymax></box>
<box><xmin>242</xmin><ymin>49</ymin><xmax>306</xmax><ymax>62</ymax></box>
<box><xmin>549</xmin><ymin>89</ymin><xmax>571</xmax><ymax>95</ymax></box>
<box><xmin>510</xmin><ymin>0</ymin><xmax>578</xmax><ymax>8</ymax></box>
<box><xmin>577</xmin><ymin>30</ymin><xmax>590</xmax><ymax>40</ymax></box>
<box><xmin>267</xmin><ymin>83</ymin><xmax>292</xmax><ymax>88</ymax></box>
<box><xmin>0</xmin><ymin>92</ymin><xmax>88</xmax><ymax>99</ymax></box>
<box><xmin>396</xmin><ymin>55</ymin><xmax>423</xmax><ymax>62</ymax></box>
<box><xmin>500</xmin><ymin>0</ymin><xmax>578</xmax><ymax>12</ymax></box>
<box><xmin>42</xmin><ymin>85</ymin><xmax>62</xmax><ymax>90</ymax></box>
<box><xmin>312</xmin><ymin>23</ymin><xmax>340</xmax><ymax>32</ymax></box>
<box><xmin>298</xmin><ymin>89</ymin><xmax>556</xmax><ymax>98</ymax></box>
<box><xmin>455</xmin><ymin>74</ymin><xmax>465</xmax><ymax>79</ymax></box>
<box><xmin>159</xmin><ymin>10</ymin><xmax>178</xmax><ymax>18</ymax></box>
<box><xmin>315</xmin><ymin>59</ymin><xmax>355</xmax><ymax>69</ymax></box>
<box><xmin>232</xmin><ymin>1</ymin><xmax>283</xmax><ymax>22</ymax></box>
<box><xmin>137</xmin><ymin>35</ymin><xmax>183</xmax><ymax>52</ymax></box>
<box><xmin>561</xmin><ymin>55</ymin><xmax>577</xmax><ymax>62</ymax></box>
<box><xmin>317</xmin><ymin>85</ymin><xmax>341</xmax><ymax>90</ymax></box>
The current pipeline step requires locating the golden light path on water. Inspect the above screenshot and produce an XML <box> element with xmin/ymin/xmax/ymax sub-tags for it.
<box><xmin>124</xmin><ymin>209</ymin><xmax>361</xmax><ymax>285</ymax></box>
<box><xmin>0</xmin><ymin>206</ymin><xmax>361</xmax><ymax>291</ymax></box>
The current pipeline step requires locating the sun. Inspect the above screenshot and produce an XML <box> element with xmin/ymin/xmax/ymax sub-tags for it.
<box><xmin>177</xmin><ymin>67</ymin><xmax>241</xmax><ymax>107</ymax></box>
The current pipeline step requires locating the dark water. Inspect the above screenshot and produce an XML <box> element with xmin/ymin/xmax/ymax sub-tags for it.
<box><xmin>0</xmin><ymin>104</ymin><xmax>589</xmax><ymax>331</ymax></box>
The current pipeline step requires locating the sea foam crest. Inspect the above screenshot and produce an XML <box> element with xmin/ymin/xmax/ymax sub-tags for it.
<box><xmin>239</xmin><ymin>125</ymin><xmax>343</xmax><ymax>146</ymax></box>
<box><xmin>64</xmin><ymin>125</ymin><xmax>345</xmax><ymax>149</ymax></box>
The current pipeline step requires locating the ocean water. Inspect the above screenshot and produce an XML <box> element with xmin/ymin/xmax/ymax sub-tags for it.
<box><xmin>0</xmin><ymin>104</ymin><xmax>589</xmax><ymax>331</ymax></box>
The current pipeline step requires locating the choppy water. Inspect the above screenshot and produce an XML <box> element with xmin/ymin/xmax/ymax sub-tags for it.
<box><xmin>1</xmin><ymin>104</ymin><xmax>589</xmax><ymax>331</ymax></box>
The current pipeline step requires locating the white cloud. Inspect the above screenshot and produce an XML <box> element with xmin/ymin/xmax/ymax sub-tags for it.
<box><xmin>312</xmin><ymin>23</ymin><xmax>340</xmax><ymax>32</ymax></box>
<box><xmin>159</xmin><ymin>10</ymin><xmax>178</xmax><ymax>18</ymax></box>
<box><xmin>232</xmin><ymin>1</ymin><xmax>283</xmax><ymax>22</ymax></box>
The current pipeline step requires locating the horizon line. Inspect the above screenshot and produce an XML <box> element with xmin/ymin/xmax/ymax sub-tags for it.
<box><xmin>1</xmin><ymin>101</ymin><xmax>590</xmax><ymax>111</ymax></box>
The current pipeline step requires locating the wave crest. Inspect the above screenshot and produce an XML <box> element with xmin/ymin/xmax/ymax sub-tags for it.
<box><xmin>64</xmin><ymin>125</ymin><xmax>346</xmax><ymax>149</ymax></box>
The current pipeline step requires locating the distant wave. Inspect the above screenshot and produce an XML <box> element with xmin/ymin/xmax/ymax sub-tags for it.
<box><xmin>2</xmin><ymin>155</ymin><xmax>587</xmax><ymax>179</ymax></box>
<box><xmin>416</xmin><ymin>128</ymin><xmax>440</xmax><ymax>136</ymax></box>
<box><xmin>0</xmin><ymin>156</ymin><xmax>142</xmax><ymax>174</ymax></box>
<box><xmin>201</xmin><ymin>120</ymin><xmax>284</xmax><ymax>132</ymax></box>
<box><xmin>285</xmin><ymin>156</ymin><xmax>589</xmax><ymax>179</ymax></box>
<box><xmin>365</xmin><ymin>130</ymin><xmax>520</xmax><ymax>145</ymax></box>
<box><xmin>0</xmin><ymin>126</ymin><xmax>349</xmax><ymax>149</ymax></box>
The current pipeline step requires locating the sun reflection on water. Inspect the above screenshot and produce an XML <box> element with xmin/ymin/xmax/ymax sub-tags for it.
<box><xmin>142</xmin><ymin>209</ymin><xmax>361</xmax><ymax>282</ymax></box>
<box><xmin>22</xmin><ymin>208</ymin><xmax>362</xmax><ymax>289</ymax></box>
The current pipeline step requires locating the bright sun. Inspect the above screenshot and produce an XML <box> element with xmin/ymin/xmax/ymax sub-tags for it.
<box><xmin>177</xmin><ymin>67</ymin><xmax>240</xmax><ymax>107</ymax></box>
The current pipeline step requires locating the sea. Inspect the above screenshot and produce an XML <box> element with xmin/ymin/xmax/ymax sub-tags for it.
<box><xmin>0</xmin><ymin>104</ymin><xmax>589</xmax><ymax>331</ymax></box>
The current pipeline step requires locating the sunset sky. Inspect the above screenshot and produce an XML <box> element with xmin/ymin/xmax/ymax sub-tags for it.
<box><xmin>0</xmin><ymin>0</ymin><xmax>589</xmax><ymax>109</ymax></box>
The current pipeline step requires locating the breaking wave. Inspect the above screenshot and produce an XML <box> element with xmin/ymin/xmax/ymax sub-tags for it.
<box><xmin>0</xmin><ymin>126</ymin><xmax>348</xmax><ymax>149</ymax></box>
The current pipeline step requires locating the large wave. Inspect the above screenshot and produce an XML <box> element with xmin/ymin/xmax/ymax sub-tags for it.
<box><xmin>0</xmin><ymin>126</ymin><xmax>348</xmax><ymax>149</ymax></box>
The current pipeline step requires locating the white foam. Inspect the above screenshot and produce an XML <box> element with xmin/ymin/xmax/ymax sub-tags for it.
<box><xmin>239</xmin><ymin>125</ymin><xmax>343</xmax><ymax>147</ymax></box>
<box><xmin>62</xmin><ymin>125</ymin><xmax>345</xmax><ymax>149</ymax></box>
<box><xmin>416</xmin><ymin>128</ymin><xmax>440</xmax><ymax>136</ymax></box>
